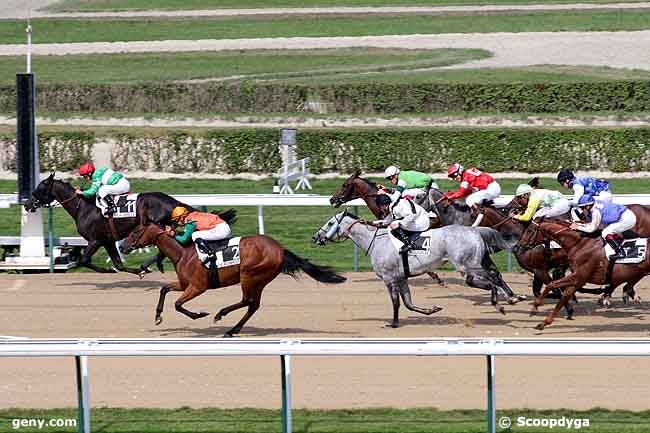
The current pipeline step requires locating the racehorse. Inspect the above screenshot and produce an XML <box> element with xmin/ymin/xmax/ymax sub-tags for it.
<box><xmin>521</xmin><ymin>218</ymin><xmax>649</xmax><ymax>330</ymax></box>
<box><xmin>23</xmin><ymin>173</ymin><xmax>235</xmax><ymax>275</ymax></box>
<box><xmin>121</xmin><ymin>223</ymin><xmax>346</xmax><ymax>337</ymax></box>
<box><xmin>329</xmin><ymin>169</ymin><xmax>476</xmax><ymax>227</ymax></box>
<box><xmin>313</xmin><ymin>211</ymin><xmax>526</xmax><ymax>328</ymax></box>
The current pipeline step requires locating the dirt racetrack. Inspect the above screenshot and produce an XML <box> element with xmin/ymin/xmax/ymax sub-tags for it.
<box><xmin>2</xmin><ymin>271</ymin><xmax>650</xmax><ymax>410</ymax></box>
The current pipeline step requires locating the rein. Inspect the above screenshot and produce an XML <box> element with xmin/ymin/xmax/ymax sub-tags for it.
<box><xmin>491</xmin><ymin>215</ymin><xmax>513</xmax><ymax>230</ymax></box>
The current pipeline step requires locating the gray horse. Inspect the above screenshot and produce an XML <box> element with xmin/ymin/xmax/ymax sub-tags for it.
<box><xmin>313</xmin><ymin>211</ymin><xmax>527</xmax><ymax>328</ymax></box>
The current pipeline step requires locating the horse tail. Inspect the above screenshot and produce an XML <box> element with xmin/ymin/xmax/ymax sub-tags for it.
<box><xmin>281</xmin><ymin>249</ymin><xmax>346</xmax><ymax>284</ymax></box>
<box><xmin>475</xmin><ymin>227</ymin><xmax>518</xmax><ymax>254</ymax></box>
<box><xmin>211</xmin><ymin>208</ymin><xmax>237</xmax><ymax>225</ymax></box>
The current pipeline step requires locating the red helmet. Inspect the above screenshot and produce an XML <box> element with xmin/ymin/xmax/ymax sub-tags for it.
<box><xmin>79</xmin><ymin>163</ymin><xmax>95</xmax><ymax>176</ymax></box>
<box><xmin>447</xmin><ymin>163</ymin><xmax>464</xmax><ymax>178</ymax></box>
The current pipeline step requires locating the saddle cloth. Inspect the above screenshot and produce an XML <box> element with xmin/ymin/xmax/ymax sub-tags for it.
<box><xmin>389</xmin><ymin>229</ymin><xmax>432</xmax><ymax>256</ymax></box>
<box><xmin>604</xmin><ymin>238</ymin><xmax>647</xmax><ymax>264</ymax></box>
<box><xmin>196</xmin><ymin>237</ymin><xmax>242</xmax><ymax>269</ymax></box>
<box><xmin>96</xmin><ymin>193</ymin><xmax>138</xmax><ymax>218</ymax></box>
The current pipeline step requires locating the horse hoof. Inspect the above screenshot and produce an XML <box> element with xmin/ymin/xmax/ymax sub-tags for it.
<box><xmin>635</xmin><ymin>296</ymin><xmax>642</xmax><ymax>304</ymax></box>
<box><xmin>214</xmin><ymin>315</ymin><xmax>222</xmax><ymax>323</ymax></box>
<box><xmin>430</xmin><ymin>306</ymin><xmax>443</xmax><ymax>314</ymax></box>
<box><xmin>138</xmin><ymin>271</ymin><xmax>146</xmax><ymax>280</ymax></box>
<box><xmin>197</xmin><ymin>311</ymin><xmax>210</xmax><ymax>319</ymax></box>
<box><xmin>535</xmin><ymin>322</ymin><xmax>546</xmax><ymax>331</ymax></box>
<box><xmin>155</xmin><ymin>317</ymin><xmax>162</xmax><ymax>326</ymax></box>
<box><xmin>223</xmin><ymin>333</ymin><xmax>235</xmax><ymax>338</ymax></box>
<box><xmin>385</xmin><ymin>322</ymin><xmax>399</xmax><ymax>328</ymax></box>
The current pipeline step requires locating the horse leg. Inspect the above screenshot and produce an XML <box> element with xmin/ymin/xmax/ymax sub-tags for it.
<box><xmin>174</xmin><ymin>284</ymin><xmax>210</xmax><ymax>321</ymax></box>
<box><xmin>155</xmin><ymin>281</ymin><xmax>182</xmax><ymax>325</ymax></box>
<box><xmin>532</xmin><ymin>272</ymin><xmax>582</xmax><ymax>315</ymax></box>
<box><xmin>397</xmin><ymin>280</ymin><xmax>443</xmax><ymax>317</ymax></box>
<box><xmin>622</xmin><ymin>277</ymin><xmax>642</xmax><ymax>304</ymax></box>
<box><xmin>465</xmin><ymin>272</ymin><xmax>505</xmax><ymax>315</ymax></box>
<box><xmin>104</xmin><ymin>241</ymin><xmax>148</xmax><ymax>276</ymax></box>
<box><xmin>427</xmin><ymin>272</ymin><xmax>446</xmax><ymax>287</ymax></box>
<box><xmin>140</xmin><ymin>251</ymin><xmax>166</xmax><ymax>274</ymax></box>
<box><xmin>222</xmin><ymin>291</ymin><xmax>262</xmax><ymax>338</ymax></box>
<box><xmin>79</xmin><ymin>240</ymin><xmax>117</xmax><ymax>273</ymax></box>
<box><xmin>384</xmin><ymin>282</ymin><xmax>401</xmax><ymax>328</ymax></box>
<box><xmin>214</xmin><ymin>298</ymin><xmax>250</xmax><ymax>323</ymax></box>
<box><xmin>482</xmin><ymin>255</ymin><xmax>526</xmax><ymax>303</ymax></box>
<box><xmin>537</xmin><ymin>285</ymin><xmax>579</xmax><ymax>331</ymax></box>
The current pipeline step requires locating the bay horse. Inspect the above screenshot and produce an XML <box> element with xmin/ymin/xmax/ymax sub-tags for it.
<box><xmin>23</xmin><ymin>173</ymin><xmax>235</xmax><ymax>275</ymax></box>
<box><xmin>521</xmin><ymin>218</ymin><xmax>650</xmax><ymax>330</ymax></box>
<box><xmin>330</xmin><ymin>169</ymin><xmax>475</xmax><ymax>227</ymax></box>
<box><xmin>121</xmin><ymin>223</ymin><xmax>346</xmax><ymax>337</ymax></box>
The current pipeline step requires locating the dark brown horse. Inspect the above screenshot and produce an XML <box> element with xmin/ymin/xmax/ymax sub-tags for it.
<box><xmin>121</xmin><ymin>224</ymin><xmax>346</xmax><ymax>337</ymax></box>
<box><xmin>522</xmin><ymin>218</ymin><xmax>650</xmax><ymax>330</ymax></box>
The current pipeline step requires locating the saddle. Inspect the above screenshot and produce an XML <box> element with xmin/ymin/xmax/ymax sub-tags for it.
<box><xmin>96</xmin><ymin>193</ymin><xmax>138</xmax><ymax>218</ymax></box>
<box><xmin>194</xmin><ymin>237</ymin><xmax>242</xmax><ymax>288</ymax></box>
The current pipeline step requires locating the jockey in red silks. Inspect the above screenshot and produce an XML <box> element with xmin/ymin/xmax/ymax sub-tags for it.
<box><xmin>442</xmin><ymin>163</ymin><xmax>501</xmax><ymax>210</ymax></box>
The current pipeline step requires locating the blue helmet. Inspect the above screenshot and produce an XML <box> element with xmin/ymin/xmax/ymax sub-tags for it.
<box><xmin>577</xmin><ymin>195</ymin><xmax>595</xmax><ymax>207</ymax></box>
<box><xmin>375</xmin><ymin>194</ymin><xmax>392</xmax><ymax>207</ymax></box>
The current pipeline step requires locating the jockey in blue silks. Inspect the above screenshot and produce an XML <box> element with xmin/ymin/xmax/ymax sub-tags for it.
<box><xmin>570</xmin><ymin>195</ymin><xmax>637</xmax><ymax>261</ymax></box>
<box><xmin>557</xmin><ymin>168</ymin><xmax>612</xmax><ymax>206</ymax></box>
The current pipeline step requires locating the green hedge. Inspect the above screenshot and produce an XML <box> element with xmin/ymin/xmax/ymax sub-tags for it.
<box><xmin>2</xmin><ymin>127</ymin><xmax>648</xmax><ymax>173</ymax></box>
<box><xmin>0</xmin><ymin>131</ymin><xmax>93</xmax><ymax>172</ymax></box>
<box><xmin>2</xmin><ymin>81</ymin><xmax>650</xmax><ymax>114</ymax></box>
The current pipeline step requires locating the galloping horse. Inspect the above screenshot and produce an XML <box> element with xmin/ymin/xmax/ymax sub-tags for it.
<box><xmin>330</xmin><ymin>169</ymin><xmax>476</xmax><ymax>227</ymax></box>
<box><xmin>521</xmin><ymin>218</ymin><xmax>650</xmax><ymax>330</ymax></box>
<box><xmin>122</xmin><ymin>223</ymin><xmax>346</xmax><ymax>337</ymax></box>
<box><xmin>24</xmin><ymin>173</ymin><xmax>235</xmax><ymax>275</ymax></box>
<box><xmin>313</xmin><ymin>211</ymin><xmax>526</xmax><ymax>328</ymax></box>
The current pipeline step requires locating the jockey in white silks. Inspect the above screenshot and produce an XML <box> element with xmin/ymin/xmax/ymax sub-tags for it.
<box><xmin>372</xmin><ymin>193</ymin><xmax>430</xmax><ymax>253</ymax></box>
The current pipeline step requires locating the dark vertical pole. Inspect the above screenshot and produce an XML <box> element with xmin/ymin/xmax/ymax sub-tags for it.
<box><xmin>16</xmin><ymin>73</ymin><xmax>38</xmax><ymax>203</ymax></box>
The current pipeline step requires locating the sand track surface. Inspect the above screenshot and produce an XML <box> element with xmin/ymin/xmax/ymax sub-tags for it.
<box><xmin>2</xmin><ymin>272</ymin><xmax>650</xmax><ymax>410</ymax></box>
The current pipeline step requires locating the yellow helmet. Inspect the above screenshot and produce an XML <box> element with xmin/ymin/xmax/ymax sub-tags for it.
<box><xmin>171</xmin><ymin>206</ymin><xmax>189</xmax><ymax>222</ymax></box>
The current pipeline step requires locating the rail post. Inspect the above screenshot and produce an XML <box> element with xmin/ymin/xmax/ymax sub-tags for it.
<box><xmin>258</xmin><ymin>205</ymin><xmax>265</xmax><ymax>235</ymax></box>
<box><xmin>353</xmin><ymin>205</ymin><xmax>359</xmax><ymax>272</ymax></box>
<box><xmin>48</xmin><ymin>207</ymin><xmax>54</xmax><ymax>273</ymax></box>
<box><xmin>75</xmin><ymin>355</ymin><xmax>90</xmax><ymax>433</ymax></box>
<box><xmin>281</xmin><ymin>355</ymin><xmax>292</xmax><ymax>433</ymax></box>
<box><xmin>507</xmin><ymin>251</ymin><xmax>513</xmax><ymax>272</ymax></box>
<box><xmin>487</xmin><ymin>355</ymin><xmax>496</xmax><ymax>433</ymax></box>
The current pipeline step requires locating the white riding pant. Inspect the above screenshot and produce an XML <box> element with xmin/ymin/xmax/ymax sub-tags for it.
<box><xmin>595</xmin><ymin>190</ymin><xmax>613</xmax><ymax>204</ymax></box>
<box><xmin>466</xmin><ymin>181</ymin><xmax>501</xmax><ymax>208</ymax></box>
<box><xmin>402</xmin><ymin>188</ymin><xmax>426</xmax><ymax>201</ymax></box>
<box><xmin>192</xmin><ymin>222</ymin><xmax>232</xmax><ymax>242</ymax></box>
<box><xmin>602</xmin><ymin>209</ymin><xmax>637</xmax><ymax>238</ymax></box>
<box><xmin>532</xmin><ymin>198</ymin><xmax>571</xmax><ymax>219</ymax></box>
<box><xmin>98</xmin><ymin>178</ymin><xmax>130</xmax><ymax>199</ymax></box>
<box><xmin>399</xmin><ymin>214</ymin><xmax>431</xmax><ymax>233</ymax></box>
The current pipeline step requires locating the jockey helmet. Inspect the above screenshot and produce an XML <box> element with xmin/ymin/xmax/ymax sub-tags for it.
<box><xmin>557</xmin><ymin>168</ymin><xmax>575</xmax><ymax>185</ymax></box>
<box><xmin>577</xmin><ymin>195</ymin><xmax>595</xmax><ymax>207</ymax></box>
<box><xmin>447</xmin><ymin>163</ymin><xmax>464</xmax><ymax>178</ymax></box>
<box><xmin>171</xmin><ymin>206</ymin><xmax>190</xmax><ymax>221</ymax></box>
<box><xmin>79</xmin><ymin>162</ymin><xmax>95</xmax><ymax>176</ymax></box>
<box><xmin>384</xmin><ymin>166</ymin><xmax>400</xmax><ymax>179</ymax></box>
<box><xmin>375</xmin><ymin>194</ymin><xmax>392</xmax><ymax>207</ymax></box>
<box><xmin>515</xmin><ymin>184</ymin><xmax>533</xmax><ymax>197</ymax></box>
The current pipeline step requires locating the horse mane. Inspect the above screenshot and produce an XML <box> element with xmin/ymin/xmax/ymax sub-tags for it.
<box><xmin>357</xmin><ymin>176</ymin><xmax>378</xmax><ymax>190</ymax></box>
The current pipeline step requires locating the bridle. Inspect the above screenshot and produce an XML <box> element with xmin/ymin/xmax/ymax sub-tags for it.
<box><xmin>317</xmin><ymin>210</ymin><xmax>385</xmax><ymax>255</ymax></box>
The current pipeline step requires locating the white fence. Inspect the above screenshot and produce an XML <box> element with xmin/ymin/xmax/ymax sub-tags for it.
<box><xmin>2</xmin><ymin>337</ymin><xmax>650</xmax><ymax>433</ymax></box>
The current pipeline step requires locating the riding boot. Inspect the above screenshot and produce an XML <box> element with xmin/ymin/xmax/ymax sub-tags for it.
<box><xmin>604</xmin><ymin>234</ymin><xmax>624</xmax><ymax>285</ymax></box>
<box><xmin>103</xmin><ymin>195</ymin><xmax>117</xmax><ymax>216</ymax></box>
<box><xmin>195</xmin><ymin>238</ymin><xmax>215</xmax><ymax>256</ymax></box>
<box><xmin>392</xmin><ymin>228</ymin><xmax>414</xmax><ymax>254</ymax></box>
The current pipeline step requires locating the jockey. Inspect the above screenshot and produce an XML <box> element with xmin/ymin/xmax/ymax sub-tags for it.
<box><xmin>557</xmin><ymin>168</ymin><xmax>612</xmax><ymax>206</ymax></box>
<box><xmin>169</xmin><ymin>206</ymin><xmax>232</xmax><ymax>256</ymax></box>
<box><xmin>443</xmin><ymin>163</ymin><xmax>501</xmax><ymax>209</ymax></box>
<box><xmin>571</xmin><ymin>195</ymin><xmax>637</xmax><ymax>261</ymax></box>
<box><xmin>380</xmin><ymin>166</ymin><xmax>439</xmax><ymax>203</ymax></box>
<box><xmin>372</xmin><ymin>194</ymin><xmax>430</xmax><ymax>253</ymax></box>
<box><xmin>75</xmin><ymin>163</ymin><xmax>129</xmax><ymax>216</ymax></box>
<box><xmin>511</xmin><ymin>184</ymin><xmax>570</xmax><ymax>222</ymax></box>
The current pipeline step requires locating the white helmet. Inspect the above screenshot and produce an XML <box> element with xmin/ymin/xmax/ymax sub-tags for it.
<box><xmin>384</xmin><ymin>166</ymin><xmax>400</xmax><ymax>179</ymax></box>
<box><xmin>515</xmin><ymin>184</ymin><xmax>533</xmax><ymax>197</ymax></box>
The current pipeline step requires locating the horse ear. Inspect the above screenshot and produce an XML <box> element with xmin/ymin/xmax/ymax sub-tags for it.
<box><xmin>353</xmin><ymin>168</ymin><xmax>361</xmax><ymax>177</ymax></box>
<box><xmin>528</xmin><ymin>176</ymin><xmax>540</xmax><ymax>188</ymax></box>
<box><xmin>48</xmin><ymin>172</ymin><xmax>55</xmax><ymax>180</ymax></box>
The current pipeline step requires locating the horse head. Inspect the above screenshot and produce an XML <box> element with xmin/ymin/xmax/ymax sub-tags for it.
<box><xmin>121</xmin><ymin>224</ymin><xmax>165</xmax><ymax>254</ymax></box>
<box><xmin>329</xmin><ymin>169</ymin><xmax>379</xmax><ymax>208</ymax></box>
<box><xmin>313</xmin><ymin>210</ymin><xmax>357</xmax><ymax>245</ymax></box>
<box><xmin>24</xmin><ymin>172</ymin><xmax>57</xmax><ymax>212</ymax></box>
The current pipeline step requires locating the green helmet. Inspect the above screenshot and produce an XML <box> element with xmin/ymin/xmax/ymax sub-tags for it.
<box><xmin>515</xmin><ymin>184</ymin><xmax>533</xmax><ymax>197</ymax></box>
